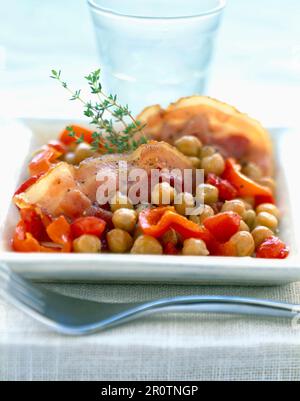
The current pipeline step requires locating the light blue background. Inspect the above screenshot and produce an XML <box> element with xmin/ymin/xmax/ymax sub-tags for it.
<box><xmin>0</xmin><ymin>0</ymin><xmax>299</xmax><ymax>125</ymax></box>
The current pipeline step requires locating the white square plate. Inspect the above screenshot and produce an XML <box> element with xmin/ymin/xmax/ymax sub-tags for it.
<box><xmin>0</xmin><ymin>118</ymin><xmax>299</xmax><ymax>285</ymax></box>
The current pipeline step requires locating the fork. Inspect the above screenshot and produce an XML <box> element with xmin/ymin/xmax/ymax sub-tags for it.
<box><xmin>0</xmin><ymin>263</ymin><xmax>299</xmax><ymax>335</ymax></box>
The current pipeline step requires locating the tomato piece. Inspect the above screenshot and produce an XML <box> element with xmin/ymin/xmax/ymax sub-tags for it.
<box><xmin>59</xmin><ymin>125</ymin><xmax>94</xmax><ymax>145</ymax></box>
<box><xmin>28</xmin><ymin>146</ymin><xmax>62</xmax><ymax>176</ymax></box>
<box><xmin>46</xmin><ymin>216</ymin><xmax>72</xmax><ymax>252</ymax></box>
<box><xmin>12</xmin><ymin>212</ymin><xmax>71</xmax><ymax>253</ymax></box>
<box><xmin>12</xmin><ymin>220</ymin><xmax>55</xmax><ymax>253</ymax></box>
<box><xmin>203</xmin><ymin>211</ymin><xmax>241</xmax><ymax>243</ymax></box>
<box><xmin>20</xmin><ymin>208</ymin><xmax>45</xmax><ymax>240</ymax></box>
<box><xmin>70</xmin><ymin>216</ymin><xmax>106</xmax><ymax>238</ymax></box>
<box><xmin>12</xmin><ymin>221</ymin><xmax>41</xmax><ymax>252</ymax></box>
<box><xmin>206</xmin><ymin>173</ymin><xmax>238</xmax><ymax>201</ymax></box>
<box><xmin>256</xmin><ymin>236</ymin><xmax>289</xmax><ymax>259</ymax></box>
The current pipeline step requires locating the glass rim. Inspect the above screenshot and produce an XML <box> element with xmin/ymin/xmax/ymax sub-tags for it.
<box><xmin>87</xmin><ymin>0</ymin><xmax>226</xmax><ymax>21</ymax></box>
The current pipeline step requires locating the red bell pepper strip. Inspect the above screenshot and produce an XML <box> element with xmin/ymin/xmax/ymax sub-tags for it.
<box><xmin>14</xmin><ymin>174</ymin><xmax>43</xmax><ymax>196</ymax></box>
<box><xmin>203</xmin><ymin>211</ymin><xmax>241</xmax><ymax>243</ymax></box>
<box><xmin>28</xmin><ymin>146</ymin><xmax>62</xmax><ymax>176</ymax></box>
<box><xmin>139</xmin><ymin>206</ymin><xmax>212</xmax><ymax>242</ymax></box>
<box><xmin>222</xmin><ymin>158</ymin><xmax>274</xmax><ymax>205</ymax></box>
<box><xmin>20</xmin><ymin>208</ymin><xmax>45</xmax><ymax>240</ymax></box>
<box><xmin>70</xmin><ymin>216</ymin><xmax>106</xmax><ymax>238</ymax></box>
<box><xmin>12</xmin><ymin>215</ymin><xmax>72</xmax><ymax>253</ymax></box>
<box><xmin>12</xmin><ymin>221</ymin><xmax>56</xmax><ymax>252</ymax></box>
<box><xmin>46</xmin><ymin>216</ymin><xmax>72</xmax><ymax>252</ymax></box>
<box><xmin>206</xmin><ymin>173</ymin><xmax>238</xmax><ymax>201</ymax></box>
<box><xmin>208</xmin><ymin>239</ymin><xmax>237</xmax><ymax>257</ymax></box>
<box><xmin>256</xmin><ymin>236</ymin><xmax>289</xmax><ymax>259</ymax></box>
<box><xmin>59</xmin><ymin>125</ymin><xmax>94</xmax><ymax>145</ymax></box>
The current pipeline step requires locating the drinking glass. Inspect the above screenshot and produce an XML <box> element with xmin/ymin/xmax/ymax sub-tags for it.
<box><xmin>87</xmin><ymin>0</ymin><xmax>226</xmax><ymax>114</ymax></box>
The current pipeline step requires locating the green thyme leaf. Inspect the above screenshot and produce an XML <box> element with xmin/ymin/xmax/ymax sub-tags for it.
<box><xmin>51</xmin><ymin>69</ymin><xmax>148</xmax><ymax>153</ymax></box>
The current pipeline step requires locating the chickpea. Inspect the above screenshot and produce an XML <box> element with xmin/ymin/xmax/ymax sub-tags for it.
<box><xmin>161</xmin><ymin>228</ymin><xmax>178</xmax><ymax>246</ymax></box>
<box><xmin>189</xmin><ymin>205</ymin><xmax>214</xmax><ymax>226</ymax></box>
<box><xmin>73</xmin><ymin>234</ymin><xmax>101</xmax><ymax>253</ymax></box>
<box><xmin>109</xmin><ymin>191</ymin><xmax>133</xmax><ymax>212</ymax></box>
<box><xmin>237</xmin><ymin>197</ymin><xmax>254</xmax><ymax>210</ymax></box>
<box><xmin>255</xmin><ymin>212</ymin><xmax>278</xmax><ymax>232</ymax></box>
<box><xmin>196</xmin><ymin>183</ymin><xmax>219</xmax><ymax>205</ymax></box>
<box><xmin>241</xmin><ymin>162</ymin><xmax>262</xmax><ymax>181</ymax></box>
<box><xmin>251</xmin><ymin>226</ymin><xmax>274</xmax><ymax>248</ymax></box>
<box><xmin>64</xmin><ymin>152</ymin><xmax>77</xmax><ymax>165</ymax></box>
<box><xmin>221</xmin><ymin>199</ymin><xmax>246</xmax><ymax>217</ymax></box>
<box><xmin>256</xmin><ymin>203</ymin><xmax>280</xmax><ymax>220</ymax></box>
<box><xmin>200</xmin><ymin>146</ymin><xmax>215</xmax><ymax>159</ymax></box>
<box><xmin>107</xmin><ymin>229</ymin><xmax>133</xmax><ymax>253</ymax></box>
<box><xmin>174</xmin><ymin>135</ymin><xmax>202</xmax><ymax>157</ymax></box>
<box><xmin>112</xmin><ymin>208</ymin><xmax>137</xmax><ymax>232</ymax></box>
<box><xmin>174</xmin><ymin>192</ymin><xmax>194</xmax><ymax>216</ymax></box>
<box><xmin>241</xmin><ymin>197</ymin><xmax>255</xmax><ymax>209</ymax></box>
<box><xmin>242</xmin><ymin>209</ymin><xmax>256</xmax><ymax>230</ymax></box>
<box><xmin>182</xmin><ymin>238</ymin><xmax>209</xmax><ymax>256</ymax></box>
<box><xmin>201</xmin><ymin>153</ymin><xmax>225</xmax><ymax>176</ymax></box>
<box><xmin>239</xmin><ymin>220</ymin><xmax>250</xmax><ymax>232</ymax></box>
<box><xmin>229</xmin><ymin>231</ymin><xmax>255</xmax><ymax>257</ymax></box>
<box><xmin>131</xmin><ymin>235</ymin><xmax>163</xmax><ymax>255</ymax></box>
<box><xmin>151</xmin><ymin>182</ymin><xmax>175</xmax><ymax>205</ymax></box>
<box><xmin>258</xmin><ymin>177</ymin><xmax>276</xmax><ymax>194</ymax></box>
<box><xmin>74</xmin><ymin>142</ymin><xmax>94</xmax><ymax>163</ymax></box>
<box><xmin>200</xmin><ymin>205</ymin><xmax>215</xmax><ymax>223</ymax></box>
<box><xmin>188</xmin><ymin>157</ymin><xmax>202</xmax><ymax>168</ymax></box>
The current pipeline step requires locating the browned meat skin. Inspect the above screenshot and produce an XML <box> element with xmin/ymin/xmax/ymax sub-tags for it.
<box><xmin>137</xmin><ymin>96</ymin><xmax>274</xmax><ymax>176</ymax></box>
<box><xmin>76</xmin><ymin>141</ymin><xmax>192</xmax><ymax>202</ymax></box>
<box><xmin>14</xmin><ymin>141</ymin><xmax>192</xmax><ymax>219</ymax></box>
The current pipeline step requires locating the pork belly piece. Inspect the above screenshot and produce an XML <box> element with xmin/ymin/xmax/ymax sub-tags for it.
<box><xmin>76</xmin><ymin>141</ymin><xmax>192</xmax><ymax>201</ymax></box>
<box><xmin>14</xmin><ymin>162</ymin><xmax>92</xmax><ymax>219</ymax></box>
<box><xmin>14</xmin><ymin>141</ymin><xmax>192</xmax><ymax>219</ymax></box>
<box><xmin>137</xmin><ymin>96</ymin><xmax>274</xmax><ymax>176</ymax></box>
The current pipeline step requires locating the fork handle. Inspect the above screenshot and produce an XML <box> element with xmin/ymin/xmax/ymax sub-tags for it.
<box><xmin>150</xmin><ymin>303</ymin><xmax>298</xmax><ymax>319</ymax></box>
<box><xmin>97</xmin><ymin>302</ymin><xmax>299</xmax><ymax>332</ymax></box>
<box><xmin>133</xmin><ymin>295</ymin><xmax>299</xmax><ymax>315</ymax></box>
<box><xmin>100</xmin><ymin>296</ymin><xmax>300</xmax><ymax>331</ymax></box>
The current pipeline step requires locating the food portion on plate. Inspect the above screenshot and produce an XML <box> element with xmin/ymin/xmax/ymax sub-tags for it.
<box><xmin>11</xmin><ymin>83</ymin><xmax>289</xmax><ymax>258</ymax></box>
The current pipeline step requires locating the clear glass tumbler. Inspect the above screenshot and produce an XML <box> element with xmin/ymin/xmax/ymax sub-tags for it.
<box><xmin>87</xmin><ymin>0</ymin><xmax>226</xmax><ymax>114</ymax></box>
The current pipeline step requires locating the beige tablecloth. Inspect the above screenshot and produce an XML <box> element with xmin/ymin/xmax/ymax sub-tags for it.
<box><xmin>1</xmin><ymin>281</ymin><xmax>300</xmax><ymax>381</ymax></box>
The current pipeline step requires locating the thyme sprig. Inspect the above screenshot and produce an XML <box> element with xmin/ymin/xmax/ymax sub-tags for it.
<box><xmin>50</xmin><ymin>69</ymin><xmax>147</xmax><ymax>153</ymax></box>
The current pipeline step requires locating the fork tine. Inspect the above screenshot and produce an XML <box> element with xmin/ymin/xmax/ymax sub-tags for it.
<box><xmin>9</xmin><ymin>270</ymin><xmax>45</xmax><ymax>302</ymax></box>
<box><xmin>0</xmin><ymin>263</ymin><xmax>10</xmax><ymax>292</ymax></box>
<box><xmin>0</xmin><ymin>262</ymin><xmax>46</xmax><ymax>304</ymax></box>
<box><xmin>6</xmin><ymin>281</ymin><xmax>45</xmax><ymax>314</ymax></box>
<box><xmin>8</xmin><ymin>277</ymin><xmax>45</xmax><ymax>312</ymax></box>
<box><xmin>0</xmin><ymin>265</ymin><xmax>46</xmax><ymax>314</ymax></box>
